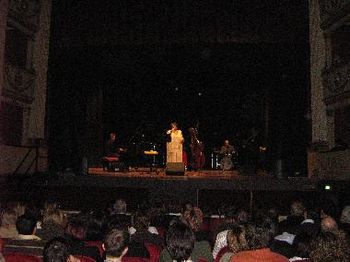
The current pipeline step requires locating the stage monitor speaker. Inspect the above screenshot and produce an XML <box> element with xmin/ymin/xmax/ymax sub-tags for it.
<box><xmin>166</xmin><ymin>162</ymin><xmax>185</xmax><ymax>176</ymax></box>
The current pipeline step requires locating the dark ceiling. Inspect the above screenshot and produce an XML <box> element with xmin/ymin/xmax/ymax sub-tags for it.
<box><xmin>51</xmin><ymin>0</ymin><xmax>309</xmax><ymax>48</ymax></box>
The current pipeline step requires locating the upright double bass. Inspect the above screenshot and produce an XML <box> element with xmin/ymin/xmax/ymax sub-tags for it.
<box><xmin>188</xmin><ymin>127</ymin><xmax>205</xmax><ymax>170</ymax></box>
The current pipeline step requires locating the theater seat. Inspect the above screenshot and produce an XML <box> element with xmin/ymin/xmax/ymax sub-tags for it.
<box><xmin>75</xmin><ymin>255</ymin><xmax>96</xmax><ymax>262</ymax></box>
<box><xmin>144</xmin><ymin>243</ymin><xmax>162</xmax><ymax>262</ymax></box>
<box><xmin>0</xmin><ymin>238</ymin><xmax>5</xmax><ymax>252</ymax></box>
<box><xmin>85</xmin><ymin>240</ymin><xmax>104</xmax><ymax>257</ymax></box>
<box><xmin>122</xmin><ymin>257</ymin><xmax>150</xmax><ymax>262</ymax></box>
<box><xmin>4</xmin><ymin>253</ymin><xmax>42</xmax><ymax>262</ymax></box>
<box><xmin>155</xmin><ymin>226</ymin><xmax>166</xmax><ymax>240</ymax></box>
<box><xmin>215</xmin><ymin>246</ymin><xmax>229</xmax><ymax>262</ymax></box>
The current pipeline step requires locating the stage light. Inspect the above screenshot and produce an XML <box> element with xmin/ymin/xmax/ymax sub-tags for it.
<box><xmin>324</xmin><ymin>184</ymin><xmax>332</xmax><ymax>191</ymax></box>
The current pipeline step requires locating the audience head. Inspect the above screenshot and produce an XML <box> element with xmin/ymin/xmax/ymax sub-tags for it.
<box><xmin>181</xmin><ymin>206</ymin><xmax>203</xmax><ymax>232</ymax></box>
<box><xmin>166</xmin><ymin>222</ymin><xmax>195</xmax><ymax>262</ymax></box>
<box><xmin>66</xmin><ymin>214</ymin><xmax>87</xmax><ymax>240</ymax></box>
<box><xmin>43</xmin><ymin>237</ymin><xmax>78</xmax><ymax>262</ymax></box>
<box><xmin>320</xmin><ymin>198</ymin><xmax>338</xmax><ymax>219</ymax></box>
<box><xmin>103</xmin><ymin>228</ymin><xmax>129</xmax><ymax>259</ymax></box>
<box><xmin>290</xmin><ymin>200</ymin><xmax>306</xmax><ymax>217</ymax></box>
<box><xmin>244</xmin><ymin>223</ymin><xmax>273</xmax><ymax>250</ymax></box>
<box><xmin>227</xmin><ymin>224</ymin><xmax>247</xmax><ymax>254</ymax></box>
<box><xmin>43</xmin><ymin>208</ymin><xmax>66</xmax><ymax>227</ymax></box>
<box><xmin>134</xmin><ymin>212</ymin><xmax>150</xmax><ymax>233</ymax></box>
<box><xmin>321</xmin><ymin>216</ymin><xmax>338</xmax><ymax>234</ymax></box>
<box><xmin>309</xmin><ymin>232</ymin><xmax>350</xmax><ymax>262</ymax></box>
<box><xmin>16</xmin><ymin>214</ymin><xmax>37</xmax><ymax>235</ymax></box>
<box><xmin>86</xmin><ymin>210</ymin><xmax>106</xmax><ymax>241</ymax></box>
<box><xmin>236</xmin><ymin>209</ymin><xmax>249</xmax><ymax>225</ymax></box>
<box><xmin>113</xmin><ymin>199</ymin><xmax>127</xmax><ymax>214</ymax></box>
<box><xmin>109</xmin><ymin>132</ymin><xmax>116</xmax><ymax>141</ymax></box>
<box><xmin>1</xmin><ymin>207</ymin><xmax>17</xmax><ymax>227</ymax></box>
<box><xmin>340</xmin><ymin>205</ymin><xmax>350</xmax><ymax>224</ymax></box>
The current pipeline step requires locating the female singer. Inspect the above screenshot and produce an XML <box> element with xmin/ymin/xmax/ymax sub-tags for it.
<box><xmin>166</xmin><ymin>122</ymin><xmax>184</xmax><ymax>163</ymax></box>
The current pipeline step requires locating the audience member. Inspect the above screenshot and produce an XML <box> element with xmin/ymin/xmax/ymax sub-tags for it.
<box><xmin>85</xmin><ymin>210</ymin><xmax>106</xmax><ymax>241</ymax></box>
<box><xmin>278</xmin><ymin>201</ymin><xmax>305</xmax><ymax>235</ymax></box>
<box><xmin>130</xmin><ymin>212</ymin><xmax>163</xmax><ymax>247</ymax></box>
<box><xmin>230</xmin><ymin>223</ymin><xmax>289</xmax><ymax>262</ymax></box>
<box><xmin>0</xmin><ymin>207</ymin><xmax>19</xmax><ymax>238</ymax></box>
<box><xmin>219</xmin><ymin>224</ymin><xmax>247</xmax><ymax>262</ymax></box>
<box><xmin>180</xmin><ymin>202</ymin><xmax>209</xmax><ymax>241</ymax></box>
<box><xmin>103</xmin><ymin>228</ymin><xmax>129</xmax><ymax>262</ymax></box>
<box><xmin>320</xmin><ymin>216</ymin><xmax>339</xmax><ymax>234</ymax></box>
<box><xmin>3</xmin><ymin>214</ymin><xmax>44</xmax><ymax>256</ymax></box>
<box><xmin>339</xmin><ymin>205</ymin><xmax>350</xmax><ymax>235</ymax></box>
<box><xmin>309</xmin><ymin>232</ymin><xmax>350</xmax><ymax>262</ymax></box>
<box><xmin>64</xmin><ymin>214</ymin><xmax>102</xmax><ymax>262</ymax></box>
<box><xmin>37</xmin><ymin>207</ymin><xmax>67</xmax><ymax>242</ymax></box>
<box><xmin>160</xmin><ymin>221</ymin><xmax>213</xmax><ymax>262</ymax></box>
<box><xmin>43</xmin><ymin>237</ymin><xmax>80</xmax><ymax>262</ymax></box>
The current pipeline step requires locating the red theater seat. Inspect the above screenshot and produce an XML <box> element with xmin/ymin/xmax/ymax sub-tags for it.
<box><xmin>144</xmin><ymin>243</ymin><xmax>162</xmax><ymax>262</ymax></box>
<box><xmin>0</xmin><ymin>238</ymin><xmax>5</xmax><ymax>252</ymax></box>
<box><xmin>76</xmin><ymin>256</ymin><xmax>96</xmax><ymax>262</ymax></box>
<box><xmin>85</xmin><ymin>240</ymin><xmax>104</xmax><ymax>257</ymax></box>
<box><xmin>215</xmin><ymin>246</ymin><xmax>229</xmax><ymax>262</ymax></box>
<box><xmin>4</xmin><ymin>253</ymin><xmax>42</xmax><ymax>262</ymax></box>
<box><xmin>122</xmin><ymin>257</ymin><xmax>150</xmax><ymax>262</ymax></box>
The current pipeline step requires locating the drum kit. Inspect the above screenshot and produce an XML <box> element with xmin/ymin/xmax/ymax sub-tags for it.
<box><xmin>211</xmin><ymin>148</ymin><xmax>238</xmax><ymax>171</ymax></box>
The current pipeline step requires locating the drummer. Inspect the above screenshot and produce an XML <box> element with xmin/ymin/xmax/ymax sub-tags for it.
<box><xmin>220</xmin><ymin>140</ymin><xmax>235</xmax><ymax>155</ymax></box>
<box><xmin>219</xmin><ymin>139</ymin><xmax>235</xmax><ymax>171</ymax></box>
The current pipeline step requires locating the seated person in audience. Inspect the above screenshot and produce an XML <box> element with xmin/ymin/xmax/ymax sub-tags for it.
<box><xmin>106</xmin><ymin>224</ymin><xmax>149</xmax><ymax>259</ymax></box>
<box><xmin>288</xmin><ymin>233</ymin><xmax>312</xmax><ymax>262</ymax></box>
<box><xmin>320</xmin><ymin>199</ymin><xmax>338</xmax><ymax>219</ymax></box>
<box><xmin>130</xmin><ymin>212</ymin><xmax>163</xmax><ymax>247</ymax></box>
<box><xmin>160</xmin><ymin>221</ymin><xmax>213</xmax><ymax>262</ymax></box>
<box><xmin>321</xmin><ymin>216</ymin><xmax>340</xmax><ymax>234</ymax></box>
<box><xmin>0</xmin><ymin>207</ymin><xmax>19</xmax><ymax>238</ymax></box>
<box><xmin>43</xmin><ymin>237</ymin><xmax>80</xmax><ymax>262</ymax></box>
<box><xmin>37</xmin><ymin>207</ymin><xmax>67</xmax><ymax>242</ymax></box>
<box><xmin>219</xmin><ymin>224</ymin><xmax>247</xmax><ymax>262</ymax></box>
<box><xmin>3</xmin><ymin>214</ymin><xmax>44</xmax><ymax>256</ymax></box>
<box><xmin>339</xmin><ymin>205</ymin><xmax>350</xmax><ymax>236</ymax></box>
<box><xmin>180</xmin><ymin>202</ymin><xmax>209</xmax><ymax>242</ymax></box>
<box><xmin>278</xmin><ymin>200</ymin><xmax>305</xmax><ymax>235</ymax></box>
<box><xmin>85</xmin><ymin>210</ymin><xmax>106</xmax><ymax>242</ymax></box>
<box><xmin>230</xmin><ymin>223</ymin><xmax>289</xmax><ymax>262</ymax></box>
<box><xmin>309</xmin><ymin>231</ymin><xmax>350</xmax><ymax>262</ymax></box>
<box><xmin>297</xmin><ymin>208</ymin><xmax>319</xmax><ymax>237</ymax></box>
<box><xmin>64</xmin><ymin>214</ymin><xmax>102</xmax><ymax>262</ymax></box>
<box><xmin>103</xmin><ymin>228</ymin><xmax>129</xmax><ymax>262</ymax></box>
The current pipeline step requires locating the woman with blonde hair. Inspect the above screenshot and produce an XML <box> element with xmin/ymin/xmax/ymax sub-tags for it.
<box><xmin>0</xmin><ymin>207</ymin><xmax>19</xmax><ymax>238</ymax></box>
<box><xmin>37</xmin><ymin>207</ymin><xmax>66</xmax><ymax>241</ymax></box>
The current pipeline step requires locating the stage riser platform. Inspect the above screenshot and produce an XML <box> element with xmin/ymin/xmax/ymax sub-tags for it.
<box><xmin>6</xmin><ymin>169</ymin><xmax>350</xmax><ymax>212</ymax></box>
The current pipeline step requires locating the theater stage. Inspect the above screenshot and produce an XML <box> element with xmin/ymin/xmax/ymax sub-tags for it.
<box><xmin>8</xmin><ymin>167</ymin><xmax>343</xmax><ymax>212</ymax></box>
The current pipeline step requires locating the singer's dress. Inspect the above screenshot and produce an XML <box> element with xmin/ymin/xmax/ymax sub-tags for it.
<box><xmin>166</xmin><ymin>130</ymin><xmax>183</xmax><ymax>163</ymax></box>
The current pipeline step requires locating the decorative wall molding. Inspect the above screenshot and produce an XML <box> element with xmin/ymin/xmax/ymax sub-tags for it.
<box><xmin>322</xmin><ymin>61</ymin><xmax>350</xmax><ymax>104</ymax></box>
<box><xmin>319</xmin><ymin>0</ymin><xmax>350</xmax><ymax>30</ymax></box>
<box><xmin>8</xmin><ymin>0</ymin><xmax>41</xmax><ymax>32</ymax></box>
<box><xmin>308</xmin><ymin>149</ymin><xmax>350</xmax><ymax>179</ymax></box>
<box><xmin>3</xmin><ymin>62</ymin><xmax>35</xmax><ymax>103</ymax></box>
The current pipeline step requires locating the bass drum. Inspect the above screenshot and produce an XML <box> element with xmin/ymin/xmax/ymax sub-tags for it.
<box><xmin>220</xmin><ymin>154</ymin><xmax>233</xmax><ymax>170</ymax></box>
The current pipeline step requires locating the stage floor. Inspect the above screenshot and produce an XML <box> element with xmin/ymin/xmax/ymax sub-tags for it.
<box><xmin>8</xmin><ymin>167</ymin><xmax>349</xmax><ymax>211</ymax></box>
<box><xmin>88</xmin><ymin>167</ymin><xmax>246</xmax><ymax>179</ymax></box>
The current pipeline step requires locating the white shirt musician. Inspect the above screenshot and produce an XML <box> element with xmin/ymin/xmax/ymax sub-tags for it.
<box><xmin>166</xmin><ymin>122</ymin><xmax>184</xmax><ymax>163</ymax></box>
